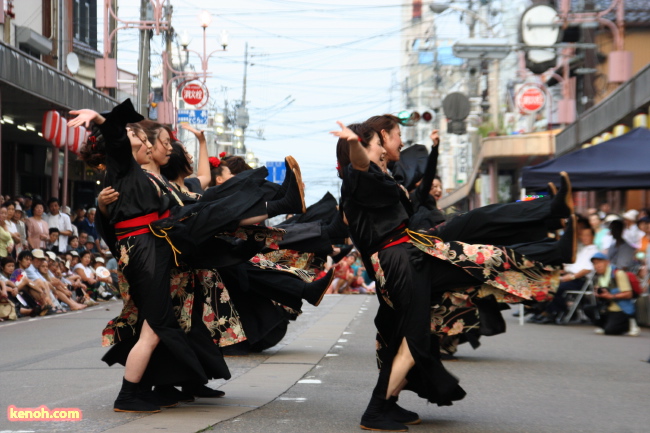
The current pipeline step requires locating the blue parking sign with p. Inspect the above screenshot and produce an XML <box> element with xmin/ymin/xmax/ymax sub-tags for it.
<box><xmin>266</xmin><ymin>161</ymin><xmax>286</xmax><ymax>184</ymax></box>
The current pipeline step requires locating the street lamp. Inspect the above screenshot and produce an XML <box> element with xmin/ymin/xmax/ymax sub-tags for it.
<box><xmin>158</xmin><ymin>10</ymin><xmax>229</xmax><ymax>124</ymax></box>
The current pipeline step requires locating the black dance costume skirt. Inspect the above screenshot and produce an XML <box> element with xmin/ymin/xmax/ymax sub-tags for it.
<box><xmin>102</xmin><ymin>234</ymin><xmax>230</xmax><ymax>386</ymax></box>
<box><xmin>369</xmin><ymin>235</ymin><xmax>560</xmax><ymax>405</ymax></box>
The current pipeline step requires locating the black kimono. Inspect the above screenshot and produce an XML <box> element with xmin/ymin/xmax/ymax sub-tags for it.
<box><xmin>340</xmin><ymin>161</ymin><xmax>560</xmax><ymax>405</ymax></box>
<box><xmin>98</xmin><ymin>100</ymin><xmax>230</xmax><ymax>387</ymax></box>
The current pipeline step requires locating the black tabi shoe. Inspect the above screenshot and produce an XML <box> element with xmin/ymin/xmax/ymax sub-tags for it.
<box><xmin>387</xmin><ymin>396</ymin><xmax>421</xmax><ymax>425</ymax></box>
<box><xmin>266</xmin><ymin>160</ymin><xmax>306</xmax><ymax>217</ymax></box>
<box><xmin>277</xmin><ymin>157</ymin><xmax>293</xmax><ymax>196</ymax></box>
<box><xmin>285</xmin><ymin>156</ymin><xmax>307</xmax><ymax>213</ymax></box>
<box><xmin>558</xmin><ymin>214</ymin><xmax>577</xmax><ymax>264</ymax></box>
<box><xmin>153</xmin><ymin>385</ymin><xmax>195</xmax><ymax>403</ymax></box>
<box><xmin>360</xmin><ymin>394</ymin><xmax>408</xmax><ymax>432</ymax></box>
<box><xmin>140</xmin><ymin>385</ymin><xmax>180</xmax><ymax>408</ymax></box>
<box><xmin>331</xmin><ymin>244</ymin><xmax>353</xmax><ymax>263</ymax></box>
<box><xmin>303</xmin><ymin>269</ymin><xmax>334</xmax><ymax>307</ymax></box>
<box><xmin>113</xmin><ymin>378</ymin><xmax>161</xmax><ymax>413</ymax></box>
<box><xmin>182</xmin><ymin>384</ymin><xmax>225</xmax><ymax>398</ymax></box>
<box><xmin>549</xmin><ymin>171</ymin><xmax>574</xmax><ymax>219</ymax></box>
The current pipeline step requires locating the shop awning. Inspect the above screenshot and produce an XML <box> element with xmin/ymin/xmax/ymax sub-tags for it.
<box><xmin>521</xmin><ymin>127</ymin><xmax>650</xmax><ymax>190</ymax></box>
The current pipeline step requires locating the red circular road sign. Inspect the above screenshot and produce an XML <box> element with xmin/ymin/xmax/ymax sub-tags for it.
<box><xmin>181</xmin><ymin>83</ymin><xmax>205</xmax><ymax>106</ymax></box>
<box><xmin>517</xmin><ymin>86</ymin><xmax>546</xmax><ymax>114</ymax></box>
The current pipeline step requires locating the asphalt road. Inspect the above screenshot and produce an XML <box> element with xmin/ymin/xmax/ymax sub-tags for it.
<box><xmin>1</xmin><ymin>296</ymin><xmax>649</xmax><ymax>433</ymax></box>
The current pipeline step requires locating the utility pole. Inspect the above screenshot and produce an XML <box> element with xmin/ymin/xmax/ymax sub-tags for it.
<box><xmin>137</xmin><ymin>0</ymin><xmax>152</xmax><ymax>117</ymax></box>
<box><xmin>236</xmin><ymin>42</ymin><xmax>250</xmax><ymax>149</ymax></box>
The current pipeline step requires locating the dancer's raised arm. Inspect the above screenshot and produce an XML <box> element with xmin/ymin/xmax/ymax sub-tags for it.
<box><xmin>331</xmin><ymin>121</ymin><xmax>370</xmax><ymax>172</ymax></box>
<box><xmin>415</xmin><ymin>129</ymin><xmax>440</xmax><ymax>203</ymax></box>
<box><xmin>181</xmin><ymin>123</ymin><xmax>211</xmax><ymax>189</ymax></box>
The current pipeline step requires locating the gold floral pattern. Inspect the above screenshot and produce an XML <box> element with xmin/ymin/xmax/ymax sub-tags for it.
<box><xmin>102</xmin><ymin>248</ymin><xmax>247</xmax><ymax>348</ymax></box>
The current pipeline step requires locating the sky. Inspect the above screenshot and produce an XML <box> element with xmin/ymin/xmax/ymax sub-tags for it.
<box><xmin>107</xmin><ymin>0</ymin><xmax>476</xmax><ymax>206</ymax></box>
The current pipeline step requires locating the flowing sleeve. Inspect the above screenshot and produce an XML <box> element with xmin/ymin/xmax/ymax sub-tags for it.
<box><xmin>97</xmin><ymin>99</ymin><xmax>145</xmax><ymax>175</ymax></box>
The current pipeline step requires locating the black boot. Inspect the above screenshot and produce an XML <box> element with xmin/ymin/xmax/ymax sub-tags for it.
<box><xmin>549</xmin><ymin>172</ymin><xmax>574</xmax><ymax>218</ymax></box>
<box><xmin>303</xmin><ymin>269</ymin><xmax>334</xmax><ymax>307</ymax></box>
<box><xmin>153</xmin><ymin>385</ymin><xmax>195</xmax><ymax>403</ymax></box>
<box><xmin>113</xmin><ymin>378</ymin><xmax>161</xmax><ymax>413</ymax></box>
<box><xmin>181</xmin><ymin>384</ymin><xmax>226</xmax><ymax>398</ymax></box>
<box><xmin>140</xmin><ymin>384</ymin><xmax>180</xmax><ymax>408</ymax></box>
<box><xmin>386</xmin><ymin>396</ymin><xmax>421</xmax><ymax>425</ymax></box>
<box><xmin>266</xmin><ymin>161</ymin><xmax>306</xmax><ymax>217</ymax></box>
<box><xmin>360</xmin><ymin>394</ymin><xmax>408</xmax><ymax>432</ymax></box>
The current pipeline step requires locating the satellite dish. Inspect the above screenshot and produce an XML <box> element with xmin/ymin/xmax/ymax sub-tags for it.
<box><xmin>66</xmin><ymin>52</ymin><xmax>80</xmax><ymax>74</ymax></box>
<box><xmin>442</xmin><ymin>92</ymin><xmax>470</xmax><ymax>120</ymax></box>
<box><xmin>521</xmin><ymin>5</ymin><xmax>560</xmax><ymax>48</ymax></box>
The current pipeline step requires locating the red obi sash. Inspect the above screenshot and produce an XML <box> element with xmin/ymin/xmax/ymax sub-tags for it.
<box><xmin>115</xmin><ymin>210</ymin><xmax>170</xmax><ymax>240</ymax></box>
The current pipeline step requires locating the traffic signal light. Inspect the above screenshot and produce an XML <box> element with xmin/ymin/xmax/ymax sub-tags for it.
<box><xmin>397</xmin><ymin>110</ymin><xmax>433</xmax><ymax>126</ymax></box>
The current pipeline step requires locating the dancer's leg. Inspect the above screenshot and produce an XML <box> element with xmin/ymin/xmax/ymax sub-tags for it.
<box><xmin>124</xmin><ymin>320</ymin><xmax>159</xmax><ymax>383</ymax></box>
<box><xmin>386</xmin><ymin>338</ymin><xmax>415</xmax><ymax>399</ymax></box>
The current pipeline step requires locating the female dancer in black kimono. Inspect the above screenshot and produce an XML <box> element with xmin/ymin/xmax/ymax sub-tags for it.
<box><xmin>332</xmin><ymin>121</ymin><xmax>574</xmax><ymax>432</ymax></box>
<box><xmin>69</xmin><ymin>100</ymin><xmax>299</xmax><ymax>413</ymax></box>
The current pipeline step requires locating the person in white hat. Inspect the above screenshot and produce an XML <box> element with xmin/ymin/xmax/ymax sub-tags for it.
<box><xmin>622</xmin><ymin>209</ymin><xmax>644</xmax><ymax>249</ymax></box>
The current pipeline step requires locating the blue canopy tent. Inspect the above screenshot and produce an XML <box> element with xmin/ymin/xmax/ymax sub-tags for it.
<box><xmin>521</xmin><ymin>127</ymin><xmax>650</xmax><ymax>190</ymax></box>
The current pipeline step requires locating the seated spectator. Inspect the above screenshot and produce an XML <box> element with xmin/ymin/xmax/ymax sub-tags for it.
<box><xmin>76</xmin><ymin>232</ymin><xmax>89</xmax><ymax>254</ymax></box>
<box><xmin>46</xmin><ymin>227</ymin><xmax>61</xmax><ymax>253</ymax></box>
<box><xmin>85</xmin><ymin>235</ymin><xmax>99</xmax><ymax>254</ymax></box>
<box><xmin>69</xmin><ymin>250</ymin><xmax>80</xmax><ymax>269</ymax></box>
<box><xmin>1</xmin><ymin>256</ymin><xmax>40</xmax><ymax>317</ymax></box>
<box><xmin>588</xmin><ymin>213</ymin><xmax>611</xmax><ymax>252</ymax></box>
<box><xmin>0</xmin><ymin>205</ymin><xmax>14</xmax><ymax>258</ymax></box>
<box><xmin>77</xmin><ymin>207</ymin><xmax>100</xmax><ymax>251</ymax></box>
<box><xmin>329</xmin><ymin>255</ymin><xmax>355</xmax><ymax>294</ymax></box>
<box><xmin>73</xmin><ymin>251</ymin><xmax>111</xmax><ymax>300</ymax></box>
<box><xmin>93</xmin><ymin>257</ymin><xmax>117</xmax><ymax>299</ymax></box>
<box><xmin>584</xmin><ymin>252</ymin><xmax>636</xmax><ymax>335</ymax></box>
<box><xmin>622</xmin><ymin>209</ymin><xmax>644</xmax><ymax>249</ymax></box>
<box><xmin>1</xmin><ymin>276</ymin><xmax>18</xmax><ymax>320</ymax></box>
<box><xmin>607</xmin><ymin>219</ymin><xmax>638</xmax><ymax>270</ymax></box>
<box><xmin>38</xmin><ymin>252</ymin><xmax>86</xmax><ymax>311</ymax></box>
<box><xmin>531</xmin><ymin>227</ymin><xmax>599</xmax><ymax>324</ymax></box>
<box><xmin>11</xmin><ymin>250</ymin><xmax>58</xmax><ymax>313</ymax></box>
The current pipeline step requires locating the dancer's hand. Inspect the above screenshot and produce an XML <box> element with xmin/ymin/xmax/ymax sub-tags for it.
<box><xmin>98</xmin><ymin>187</ymin><xmax>119</xmax><ymax>210</ymax></box>
<box><xmin>97</xmin><ymin>187</ymin><xmax>119</xmax><ymax>217</ymax></box>
<box><xmin>430</xmin><ymin>129</ymin><xmax>440</xmax><ymax>147</ymax></box>
<box><xmin>330</xmin><ymin>121</ymin><xmax>360</xmax><ymax>142</ymax></box>
<box><xmin>69</xmin><ymin>109</ymin><xmax>105</xmax><ymax>127</ymax></box>
<box><xmin>180</xmin><ymin>123</ymin><xmax>205</xmax><ymax>139</ymax></box>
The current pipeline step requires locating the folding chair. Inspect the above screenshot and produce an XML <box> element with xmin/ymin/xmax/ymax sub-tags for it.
<box><xmin>560</xmin><ymin>272</ymin><xmax>595</xmax><ymax>324</ymax></box>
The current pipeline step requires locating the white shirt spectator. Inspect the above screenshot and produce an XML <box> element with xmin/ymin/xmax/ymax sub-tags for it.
<box><xmin>73</xmin><ymin>263</ymin><xmax>95</xmax><ymax>280</ymax></box>
<box><xmin>622</xmin><ymin>224</ymin><xmax>644</xmax><ymax>250</ymax></box>
<box><xmin>45</xmin><ymin>211</ymin><xmax>73</xmax><ymax>253</ymax></box>
<box><xmin>565</xmin><ymin>244</ymin><xmax>599</xmax><ymax>275</ymax></box>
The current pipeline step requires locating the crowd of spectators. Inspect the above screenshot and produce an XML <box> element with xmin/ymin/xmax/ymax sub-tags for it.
<box><xmin>2</xmin><ymin>193</ymin><xmax>647</xmax><ymax>338</ymax></box>
<box><xmin>526</xmin><ymin>202</ymin><xmax>649</xmax><ymax>336</ymax></box>
<box><xmin>0</xmin><ymin>194</ymin><xmax>118</xmax><ymax>321</ymax></box>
